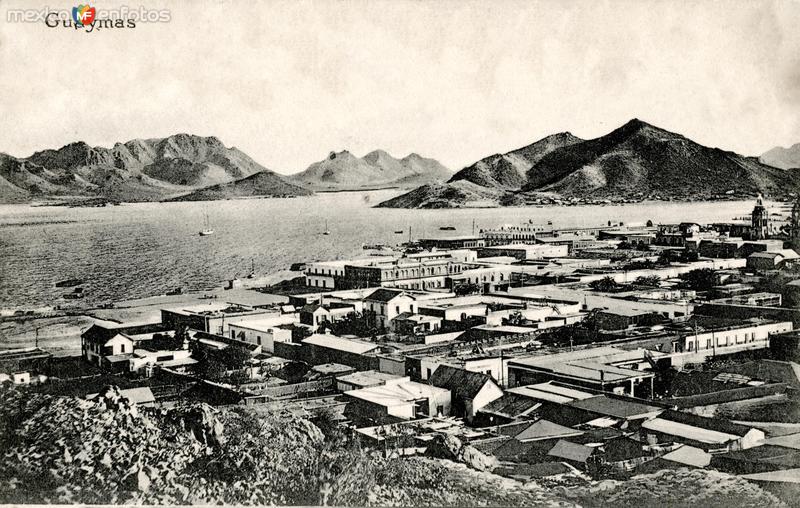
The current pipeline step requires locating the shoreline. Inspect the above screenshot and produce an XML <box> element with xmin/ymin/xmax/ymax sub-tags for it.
<box><xmin>4</xmin><ymin>191</ymin><xmax>795</xmax><ymax>209</ymax></box>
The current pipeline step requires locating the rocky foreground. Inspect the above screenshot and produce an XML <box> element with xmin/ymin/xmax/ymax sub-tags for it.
<box><xmin>0</xmin><ymin>387</ymin><xmax>785</xmax><ymax>506</ymax></box>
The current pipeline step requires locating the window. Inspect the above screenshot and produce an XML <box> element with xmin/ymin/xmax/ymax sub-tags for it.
<box><xmin>688</xmin><ymin>342</ymin><xmax>694</xmax><ymax>352</ymax></box>
<box><xmin>257</xmin><ymin>336</ymin><xmax>262</xmax><ymax>345</ymax></box>
<box><xmin>395</xmin><ymin>306</ymin><xmax>400</xmax><ymax>314</ymax></box>
<box><xmin>120</xmin><ymin>344</ymin><xmax>126</xmax><ymax>353</ymax></box>
<box><xmin>706</xmin><ymin>339</ymin><xmax>712</xmax><ymax>350</ymax></box>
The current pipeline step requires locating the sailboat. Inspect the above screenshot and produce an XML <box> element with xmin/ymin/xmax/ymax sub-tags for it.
<box><xmin>246</xmin><ymin>258</ymin><xmax>256</xmax><ymax>279</ymax></box>
<box><xmin>199</xmin><ymin>212</ymin><xmax>214</xmax><ymax>236</ymax></box>
<box><xmin>322</xmin><ymin>220</ymin><xmax>331</xmax><ymax>236</ymax></box>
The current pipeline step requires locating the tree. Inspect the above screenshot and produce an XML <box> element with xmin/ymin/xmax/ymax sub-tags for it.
<box><xmin>680</xmin><ymin>268</ymin><xmax>717</xmax><ymax>291</ymax></box>
<box><xmin>328</xmin><ymin>311</ymin><xmax>381</xmax><ymax>337</ymax></box>
<box><xmin>217</xmin><ymin>344</ymin><xmax>251</xmax><ymax>370</ymax></box>
<box><xmin>589</xmin><ymin>276</ymin><xmax>619</xmax><ymax>292</ymax></box>
<box><xmin>634</xmin><ymin>275</ymin><xmax>661</xmax><ymax>287</ymax></box>
<box><xmin>196</xmin><ymin>357</ymin><xmax>226</xmax><ymax>381</ymax></box>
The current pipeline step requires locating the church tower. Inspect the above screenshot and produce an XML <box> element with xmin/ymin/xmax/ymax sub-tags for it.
<box><xmin>751</xmin><ymin>194</ymin><xmax>769</xmax><ymax>240</ymax></box>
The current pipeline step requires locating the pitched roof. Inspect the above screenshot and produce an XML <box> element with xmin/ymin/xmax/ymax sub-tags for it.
<box><xmin>658</xmin><ymin>409</ymin><xmax>756</xmax><ymax>437</ymax></box>
<box><xmin>765</xmin><ymin>432</ymin><xmax>800</xmax><ymax>450</ymax></box>
<box><xmin>366</xmin><ymin>288</ymin><xmax>409</xmax><ymax>303</ymax></box>
<box><xmin>478</xmin><ymin>393</ymin><xmax>541</xmax><ymax>419</ymax></box>
<box><xmin>82</xmin><ymin>323</ymin><xmax>166</xmax><ymax>344</ymax></box>
<box><xmin>547</xmin><ymin>439</ymin><xmax>595</xmax><ymax>463</ymax></box>
<box><xmin>515</xmin><ymin>419</ymin><xmax>584</xmax><ymax>442</ymax></box>
<box><xmin>661</xmin><ymin>445</ymin><xmax>712</xmax><ymax>467</ymax></box>
<box><xmin>300</xmin><ymin>303</ymin><xmax>326</xmax><ymax>313</ymax></box>
<box><xmin>428</xmin><ymin>365</ymin><xmax>499</xmax><ymax>400</ymax></box>
<box><xmin>567</xmin><ymin>395</ymin><xmax>663</xmax><ymax>420</ymax></box>
<box><xmin>642</xmin><ymin>418</ymin><xmax>739</xmax><ymax>445</ymax></box>
<box><xmin>601</xmin><ymin>436</ymin><xmax>647</xmax><ymax>462</ymax></box>
<box><xmin>740</xmin><ymin>468</ymin><xmax>800</xmax><ymax>483</ymax></box>
<box><xmin>713</xmin><ymin>445</ymin><xmax>800</xmax><ymax>470</ymax></box>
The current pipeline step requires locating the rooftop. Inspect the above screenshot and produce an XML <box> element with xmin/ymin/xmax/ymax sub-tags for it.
<box><xmin>336</xmin><ymin>370</ymin><xmax>406</xmax><ymax>387</ymax></box>
<box><xmin>515</xmin><ymin>419</ymin><xmax>584</xmax><ymax>442</ymax></box>
<box><xmin>566</xmin><ymin>395</ymin><xmax>663</xmax><ymax>419</ymax></box>
<box><xmin>509</xmin><ymin>347</ymin><xmax>661</xmax><ymax>384</ymax></box>
<box><xmin>642</xmin><ymin>418</ymin><xmax>739</xmax><ymax>445</ymax></box>
<box><xmin>302</xmin><ymin>334</ymin><xmax>379</xmax><ymax>355</ymax></box>
<box><xmin>507</xmin><ymin>382</ymin><xmax>596</xmax><ymax>404</ymax></box>
<box><xmin>365</xmin><ymin>288</ymin><xmax>409</xmax><ymax>303</ymax></box>
<box><xmin>345</xmin><ymin>381</ymin><xmax>449</xmax><ymax>407</ymax></box>
<box><xmin>429</xmin><ymin>365</ymin><xmax>498</xmax><ymax>400</ymax></box>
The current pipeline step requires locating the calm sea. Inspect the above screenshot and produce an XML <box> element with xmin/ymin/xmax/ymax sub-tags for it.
<box><xmin>0</xmin><ymin>191</ymin><xmax>761</xmax><ymax>309</ymax></box>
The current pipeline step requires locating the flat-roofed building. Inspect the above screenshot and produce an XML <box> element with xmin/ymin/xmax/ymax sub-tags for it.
<box><xmin>344</xmin><ymin>381</ymin><xmax>452</xmax><ymax>422</ymax></box>
<box><xmin>419</xmin><ymin>236</ymin><xmax>486</xmax><ymax>250</ymax></box>
<box><xmin>478</xmin><ymin>243</ymin><xmax>569</xmax><ymax>261</ymax></box>
<box><xmin>507</xmin><ymin>347</ymin><xmax>664</xmax><ymax>397</ymax></box>
<box><xmin>480</xmin><ymin>221</ymin><xmax>554</xmax><ymax>246</ymax></box>
<box><xmin>228</xmin><ymin>313</ymin><xmax>298</xmax><ymax>352</ymax></box>
<box><xmin>161</xmin><ymin>303</ymin><xmax>273</xmax><ymax>336</ymax></box>
<box><xmin>301</xmin><ymin>333</ymin><xmax>380</xmax><ymax>371</ymax></box>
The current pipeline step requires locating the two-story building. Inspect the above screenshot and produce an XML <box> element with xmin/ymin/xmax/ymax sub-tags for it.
<box><xmin>363</xmin><ymin>288</ymin><xmax>418</xmax><ymax>329</ymax></box>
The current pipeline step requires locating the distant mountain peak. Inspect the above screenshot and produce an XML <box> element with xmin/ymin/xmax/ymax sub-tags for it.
<box><xmin>380</xmin><ymin>119</ymin><xmax>800</xmax><ymax>209</ymax></box>
<box><xmin>0</xmin><ymin>134</ymin><xmax>287</xmax><ymax>203</ymax></box>
<box><xmin>447</xmin><ymin>131</ymin><xmax>585</xmax><ymax>190</ymax></box>
<box><xmin>291</xmin><ymin>148</ymin><xmax>450</xmax><ymax>190</ymax></box>
<box><xmin>761</xmin><ymin>142</ymin><xmax>800</xmax><ymax>170</ymax></box>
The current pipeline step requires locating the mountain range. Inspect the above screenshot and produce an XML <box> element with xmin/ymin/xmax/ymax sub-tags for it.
<box><xmin>378</xmin><ymin>119</ymin><xmax>800</xmax><ymax>208</ymax></box>
<box><xmin>4</xmin><ymin>124</ymin><xmax>798</xmax><ymax>206</ymax></box>
<box><xmin>760</xmin><ymin>143</ymin><xmax>800</xmax><ymax>170</ymax></box>
<box><xmin>0</xmin><ymin>134</ymin><xmax>310</xmax><ymax>203</ymax></box>
<box><xmin>288</xmin><ymin>149</ymin><xmax>451</xmax><ymax>190</ymax></box>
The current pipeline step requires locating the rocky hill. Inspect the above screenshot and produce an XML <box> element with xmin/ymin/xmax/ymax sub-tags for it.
<box><xmin>166</xmin><ymin>171</ymin><xmax>311</xmax><ymax>201</ymax></box>
<box><xmin>0</xmin><ymin>134</ymin><xmax>298</xmax><ymax>203</ymax></box>
<box><xmin>760</xmin><ymin>143</ymin><xmax>800</xmax><ymax>170</ymax></box>
<box><xmin>379</xmin><ymin>119</ymin><xmax>800</xmax><ymax>208</ymax></box>
<box><xmin>290</xmin><ymin>149</ymin><xmax>450</xmax><ymax>191</ymax></box>
<box><xmin>0</xmin><ymin>388</ymin><xmax>781</xmax><ymax>506</ymax></box>
<box><xmin>449</xmin><ymin>132</ymin><xmax>583</xmax><ymax>189</ymax></box>
<box><xmin>375</xmin><ymin>181</ymin><xmax>503</xmax><ymax>209</ymax></box>
<box><xmin>524</xmin><ymin>119</ymin><xmax>800</xmax><ymax>199</ymax></box>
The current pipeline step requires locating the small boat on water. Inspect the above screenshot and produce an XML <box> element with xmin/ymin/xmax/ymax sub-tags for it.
<box><xmin>394</xmin><ymin>230</ymin><xmax>404</xmax><ymax>234</ymax></box>
<box><xmin>199</xmin><ymin>212</ymin><xmax>214</xmax><ymax>236</ymax></box>
<box><xmin>439</xmin><ymin>226</ymin><xmax>456</xmax><ymax>231</ymax></box>
<box><xmin>55</xmin><ymin>278</ymin><xmax>84</xmax><ymax>288</ymax></box>
<box><xmin>322</xmin><ymin>220</ymin><xmax>331</xmax><ymax>236</ymax></box>
<box><xmin>363</xmin><ymin>243</ymin><xmax>388</xmax><ymax>250</ymax></box>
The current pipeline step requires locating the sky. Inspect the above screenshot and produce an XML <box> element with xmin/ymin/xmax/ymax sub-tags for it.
<box><xmin>0</xmin><ymin>0</ymin><xmax>799</xmax><ymax>174</ymax></box>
